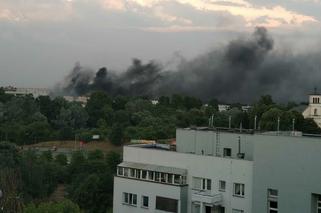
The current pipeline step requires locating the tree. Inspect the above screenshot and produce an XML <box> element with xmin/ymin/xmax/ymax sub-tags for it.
<box><xmin>0</xmin><ymin>142</ymin><xmax>20</xmax><ymax>169</ymax></box>
<box><xmin>112</xmin><ymin>96</ymin><xmax>129</xmax><ymax>111</ymax></box>
<box><xmin>183</xmin><ymin>96</ymin><xmax>202</xmax><ymax>110</ymax></box>
<box><xmin>106</xmin><ymin>151</ymin><xmax>121</xmax><ymax>173</ymax></box>
<box><xmin>88</xmin><ymin>150</ymin><xmax>104</xmax><ymax>161</ymax></box>
<box><xmin>0</xmin><ymin>169</ymin><xmax>23</xmax><ymax>213</ymax></box>
<box><xmin>208</xmin><ymin>98</ymin><xmax>219</xmax><ymax>111</ymax></box>
<box><xmin>70</xmin><ymin>174</ymin><xmax>100</xmax><ymax>212</ymax></box>
<box><xmin>86</xmin><ymin>92</ymin><xmax>112</xmax><ymax>127</ymax></box>
<box><xmin>258</xmin><ymin>95</ymin><xmax>274</xmax><ymax>106</ymax></box>
<box><xmin>110</xmin><ymin>124</ymin><xmax>124</xmax><ymax>146</ymax></box>
<box><xmin>24</xmin><ymin>199</ymin><xmax>81</xmax><ymax>213</ymax></box>
<box><xmin>158</xmin><ymin>96</ymin><xmax>170</xmax><ymax>106</ymax></box>
<box><xmin>260</xmin><ymin>108</ymin><xmax>283</xmax><ymax>131</ymax></box>
<box><xmin>55</xmin><ymin>153</ymin><xmax>68</xmax><ymax>166</ymax></box>
<box><xmin>171</xmin><ymin>94</ymin><xmax>184</xmax><ymax>109</ymax></box>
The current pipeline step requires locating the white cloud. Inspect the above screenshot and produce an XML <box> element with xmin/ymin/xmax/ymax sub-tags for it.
<box><xmin>0</xmin><ymin>0</ymin><xmax>318</xmax><ymax>31</ymax></box>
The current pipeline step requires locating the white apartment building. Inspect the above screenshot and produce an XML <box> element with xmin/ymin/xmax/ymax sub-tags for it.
<box><xmin>3</xmin><ymin>86</ymin><xmax>49</xmax><ymax>98</ymax></box>
<box><xmin>113</xmin><ymin>128</ymin><xmax>321</xmax><ymax>213</ymax></box>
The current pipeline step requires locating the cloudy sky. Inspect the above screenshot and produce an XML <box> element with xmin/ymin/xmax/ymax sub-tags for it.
<box><xmin>0</xmin><ymin>0</ymin><xmax>320</xmax><ymax>88</ymax></box>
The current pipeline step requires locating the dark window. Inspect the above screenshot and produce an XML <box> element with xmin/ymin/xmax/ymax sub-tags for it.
<box><xmin>142</xmin><ymin>196</ymin><xmax>149</xmax><ymax>208</ymax></box>
<box><xmin>268</xmin><ymin>189</ymin><xmax>278</xmax><ymax>213</ymax></box>
<box><xmin>207</xmin><ymin>179</ymin><xmax>212</xmax><ymax>190</ymax></box>
<box><xmin>156</xmin><ymin>196</ymin><xmax>178</xmax><ymax>213</ymax></box>
<box><xmin>219</xmin><ymin>180</ymin><xmax>226</xmax><ymax>191</ymax></box>
<box><xmin>223</xmin><ymin>148</ymin><xmax>232</xmax><ymax>157</ymax></box>
<box><xmin>142</xmin><ymin>170</ymin><xmax>147</xmax><ymax>179</ymax></box>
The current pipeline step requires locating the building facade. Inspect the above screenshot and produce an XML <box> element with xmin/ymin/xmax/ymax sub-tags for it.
<box><xmin>3</xmin><ymin>86</ymin><xmax>49</xmax><ymax>98</ymax></box>
<box><xmin>113</xmin><ymin>128</ymin><xmax>321</xmax><ymax>213</ymax></box>
<box><xmin>303</xmin><ymin>94</ymin><xmax>321</xmax><ymax>128</ymax></box>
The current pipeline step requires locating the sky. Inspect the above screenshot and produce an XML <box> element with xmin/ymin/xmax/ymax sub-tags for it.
<box><xmin>0</xmin><ymin>0</ymin><xmax>320</xmax><ymax>88</ymax></box>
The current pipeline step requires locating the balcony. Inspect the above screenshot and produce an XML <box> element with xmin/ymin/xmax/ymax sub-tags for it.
<box><xmin>192</xmin><ymin>191</ymin><xmax>223</xmax><ymax>205</ymax></box>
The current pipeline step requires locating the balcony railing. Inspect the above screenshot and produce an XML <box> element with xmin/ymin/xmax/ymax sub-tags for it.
<box><xmin>192</xmin><ymin>191</ymin><xmax>223</xmax><ymax>205</ymax></box>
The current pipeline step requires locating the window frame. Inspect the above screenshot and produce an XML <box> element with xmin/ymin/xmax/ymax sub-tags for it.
<box><xmin>233</xmin><ymin>183</ymin><xmax>245</xmax><ymax>197</ymax></box>
<box><xmin>267</xmin><ymin>188</ymin><xmax>278</xmax><ymax>213</ymax></box>
<box><xmin>141</xmin><ymin>195</ymin><xmax>149</xmax><ymax>209</ymax></box>
<box><xmin>223</xmin><ymin>148</ymin><xmax>232</xmax><ymax>157</ymax></box>
<box><xmin>123</xmin><ymin>192</ymin><xmax>137</xmax><ymax>206</ymax></box>
<box><xmin>193</xmin><ymin>177</ymin><xmax>211</xmax><ymax>191</ymax></box>
<box><xmin>219</xmin><ymin>180</ymin><xmax>226</xmax><ymax>192</ymax></box>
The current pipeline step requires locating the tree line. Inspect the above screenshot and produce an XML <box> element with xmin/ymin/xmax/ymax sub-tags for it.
<box><xmin>0</xmin><ymin>89</ymin><xmax>320</xmax><ymax>147</ymax></box>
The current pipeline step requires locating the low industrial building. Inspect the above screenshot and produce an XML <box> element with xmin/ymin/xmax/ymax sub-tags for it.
<box><xmin>113</xmin><ymin>128</ymin><xmax>321</xmax><ymax>213</ymax></box>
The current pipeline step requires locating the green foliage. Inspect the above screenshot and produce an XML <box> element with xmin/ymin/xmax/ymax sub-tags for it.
<box><xmin>105</xmin><ymin>151</ymin><xmax>122</xmax><ymax>173</ymax></box>
<box><xmin>86</xmin><ymin>92</ymin><xmax>112</xmax><ymax>127</ymax></box>
<box><xmin>110</xmin><ymin>124</ymin><xmax>124</xmax><ymax>146</ymax></box>
<box><xmin>24</xmin><ymin>199</ymin><xmax>81</xmax><ymax>213</ymax></box>
<box><xmin>55</xmin><ymin>153</ymin><xmax>68</xmax><ymax>166</ymax></box>
<box><xmin>88</xmin><ymin>150</ymin><xmax>104</xmax><ymax>161</ymax></box>
<box><xmin>0</xmin><ymin>142</ymin><xmax>20</xmax><ymax>168</ymax></box>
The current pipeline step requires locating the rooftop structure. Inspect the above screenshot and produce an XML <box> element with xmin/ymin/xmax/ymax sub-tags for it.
<box><xmin>113</xmin><ymin>127</ymin><xmax>321</xmax><ymax>213</ymax></box>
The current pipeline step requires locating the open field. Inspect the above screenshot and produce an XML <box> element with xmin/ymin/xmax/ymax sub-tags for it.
<box><xmin>23</xmin><ymin>140</ymin><xmax>123</xmax><ymax>154</ymax></box>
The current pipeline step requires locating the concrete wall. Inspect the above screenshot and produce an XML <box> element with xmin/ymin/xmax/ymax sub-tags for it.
<box><xmin>123</xmin><ymin>146</ymin><xmax>253</xmax><ymax>213</ymax></box>
<box><xmin>176</xmin><ymin>129</ymin><xmax>254</xmax><ymax>161</ymax></box>
<box><xmin>252</xmin><ymin>134</ymin><xmax>321</xmax><ymax>213</ymax></box>
<box><xmin>113</xmin><ymin>176</ymin><xmax>186</xmax><ymax>213</ymax></box>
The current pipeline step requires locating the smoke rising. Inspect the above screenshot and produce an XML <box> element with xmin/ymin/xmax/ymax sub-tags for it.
<box><xmin>56</xmin><ymin>27</ymin><xmax>321</xmax><ymax>103</ymax></box>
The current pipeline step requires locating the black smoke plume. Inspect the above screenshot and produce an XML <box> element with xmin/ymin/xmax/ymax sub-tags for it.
<box><xmin>56</xmin><ymin>27</ymin><xmax>321</xmax><ymax>103</ymax></box>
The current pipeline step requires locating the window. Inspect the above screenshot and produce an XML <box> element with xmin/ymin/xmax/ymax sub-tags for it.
<box><xmin>233</xmin><ymin>183</ymin><xmax>245</xmax><ymax>197</ymax></box>
<box><xmin>232</xmin><ymin>209</ymin><xmax>244</xmax><ymax>213</ymax></box>
<box><xmin>161</xmin><ymin>173</ymin><xmax>167</xmax><ymax>183</ymax></box>
<box><xmin>130</xmin><ymin>168</ymin><xmax>135</xmax><ymax>178</ymax></box>
<box><xmin>118</xmin><ymin>167</ymin><xmax>123</xmax><ymax>176</ymax></box>
<box><xmin>148</xmin><ymin>171</ymin><xmax>154</xmax><ymax>181</ymax></box>
<box><xmin>167</xmin><ymin>174</ymin><xmax>173</xmax><ymax>184</ymax></box>
<box><xmin>267</xmin><ymin>189</ymin><xmax>278</xmax><ymax>213</ymax></box>
<box><xmin>174</xmin><ymin>175</ymin><xmax>181</xmax><ymax>185</ymax></box>
<box><xmin>219</xmin><ymin>180</ymin><xmax>226</xmax><ymax>192</ymax></box>
<box><xmin>206</xmin><ymin>179</ymin><xmax>211</xmax><ymax>190</ymax></box>
<box><xmin>142</xmin><ymin>170</ymin><xmax>147</xmax><ymax>179</ymax></box>
<box><xmin>193</xmin><ymin>177</ymin><xmax>211</xmax><ymax>190</ymax></box>
<box><xmin>317</xmin><ymin>195</ymin><xmax>321</xmax><ymax>213</ymax></box>
<box><xmin>141</xmin><ymin>196</ymin><xmax>149</xmax><ymax>208</ymax></box>
<box><xmin>135</xmin><ymin>169</ymin><xmax>141</xmax><ymax>179</ymax></box>
<box><xmin>156</xmin><ymin>196</ymin><xmax>178</xmax><ymax>213</ymax></box>
<box><xmin>123</xmin><ymin>193</ymin><xmax>137</xmax><ymax>206</ymax></box>
<box><xmin>223</xmin><ymin>148</ymin><xmax>232</xmax><ymax>157</ymax></box>
<box><xmin>124</xmin><ymin>168</ymin><xmax>129</xmax><ymax>177</ymax></box>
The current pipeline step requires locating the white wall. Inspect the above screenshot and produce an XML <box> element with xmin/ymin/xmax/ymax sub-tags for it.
<box><xmin>122</xmin><ymin>146</ymin><xmax>253</xmax><ymax>213</ymax></box>
<box><xmin>113</xmin><ymin>176</ymin><xmax>186</xmax><ymax>213</ymax></box>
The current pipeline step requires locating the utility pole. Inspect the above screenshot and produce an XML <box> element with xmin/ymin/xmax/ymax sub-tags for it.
<box><xmin>277</xmin><ymin>116</ymin><xmax>280</xmax><ymax>134</ymax></box>
<box><xmin>228</xmin><ymin>116</ymin><xmax>232</xmax><ymax>129</ymax></box>
<box><xmin>254</xmin><ymin>115</ymin><xmax>257</xmax><ymax>130</ymax></box>
<box><xmin>292</xmin><ymin>118</ymin><xmax>295</xmax><ymax>132</ymax></box>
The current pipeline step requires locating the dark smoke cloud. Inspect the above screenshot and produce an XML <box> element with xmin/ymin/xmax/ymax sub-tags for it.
<box><xmin>56</xmin><ymin>27</ymin><xmax>321</xmax><ymax>103</ymax></box>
